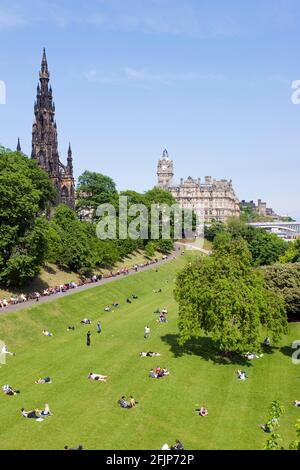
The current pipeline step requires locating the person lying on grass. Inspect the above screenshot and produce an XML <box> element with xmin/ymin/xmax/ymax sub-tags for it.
<box><xmin>244</xmin><ymin>352</ymin><xmax>263</xmax><ymax>360</ymax></box>
<box><xmin>126</xmin><ymin>298</ymin><xmax>132</xmax><ymax>304</ymax></box>
<box><xmin>132</xmin><ymin>294</ymin><xmax>138</xmax><ymax>299</ymax></box>
<box><xmin>42</xmin><ymin>330</ymin><xmax>53</xmax><ymax>337</ymax></box>
<box><xmin>0</xmin><ymin>344</ymin><xmax>16</xmax><ymax>356</ymax></box>
<box><xmin>67</xmin><ymin>326</ymin><xmax>75</xmax><ymax>331</ymax></box>
<box><xmin>80</xmin><ymin>319</ymin><xmax>91</xmax><ymax>325</ymax></box>
<box><xmin>112</xmin><ymin>301</ymin><xmax>120</xmax><ymax>307</ymax></box>
<box><xmin>118</xmin><ymin>396</ymin><xmax>138</xmax><ymax>409</ymax></box>
<box><xmin>35</xmin><ymin>377</ymin><xmax>52</xmax><ymax>385</ymax></box>
<box><xmin>104</xmin><ymin>306</ymin><xmax>112</xmax><ymax>312</ymax></box>
<box><xmin>139</xmin><ymin>352</ymin><xmax>161</xmax><ymax>357</ymax></box>
<box><xmin>294</xmin><ymin>400</ymin><xmax>300</xmax><ymax>407</ymax></box>
<box><xmin>88</xmin><ymin>372</ymin><xmax>108</xmax><ymax>382</ymax></box>
<box><xmin>2</xmin><ymin>384</ymin><xmax>20</xmax><ymax>396</ymax></box>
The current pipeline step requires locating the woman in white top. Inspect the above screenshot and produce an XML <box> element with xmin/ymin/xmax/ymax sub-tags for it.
<box><xmin>88</xmin><ymin>373</ymin><xmax>108</xmax><ymax>382</ymax></box>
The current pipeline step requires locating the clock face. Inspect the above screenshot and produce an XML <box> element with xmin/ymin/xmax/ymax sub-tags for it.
<box><xmin>161</xmin><ymin>165</ymin><xmax>166</xmax><ymax>171</ymax></box>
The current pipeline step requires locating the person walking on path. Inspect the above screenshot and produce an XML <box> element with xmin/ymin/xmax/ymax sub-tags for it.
<box><xmin>144</xmin><ymin>326</ymin><xmax>150</xmax><ymax>339</ymax></box>
<box><xmin>97</xmin><ymin>322</ymin><xmax>101</xmax><ymax>334</ymax></box>
<box><xmin>86</xmin><ymin>331</ymin><xmax>91</xmax><ymax>347</ymax></box>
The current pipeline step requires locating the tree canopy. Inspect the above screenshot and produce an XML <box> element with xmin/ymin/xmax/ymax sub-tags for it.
<box><xmin>264</xmin><ymin>263</ymin><xmax>300</xmax><ymax>320</ymax></box>
<box><xmin>0</xmin><ymin>148</ymin><xmax>56</xmax><ymax>286</ymax></box>
<box><xmin>174</xmin><ymin>239</ymin><xmax>287</xmax><ymax>354</ymax></box>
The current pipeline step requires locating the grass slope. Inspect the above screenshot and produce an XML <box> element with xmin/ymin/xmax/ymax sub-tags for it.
<box><xmin>0</xmin><ymin>255</ymin><xmax>299</xmax><ymax>450</ymax></box>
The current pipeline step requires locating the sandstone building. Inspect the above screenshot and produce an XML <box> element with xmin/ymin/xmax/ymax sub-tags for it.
<box><xmin>157</xmin><ymin>150</ymin><xmax>240</xmax><ymax>222</ymax></box>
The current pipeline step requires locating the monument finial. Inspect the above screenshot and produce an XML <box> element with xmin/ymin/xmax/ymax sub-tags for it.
<box><xmin>163</xmin><ymin>149</ymin><xmax>169</xmax><ymax>160</ymax></box>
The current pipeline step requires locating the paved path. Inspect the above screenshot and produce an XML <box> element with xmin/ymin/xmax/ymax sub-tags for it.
<box><xmin>176</xmin><ymin>241</ymin><xmax>212</xmax><ymax>255</ymax></box>
<box><xmin>0</xmin><ymin>248</ymin><xmax>183</xmax><ymax>316</ymax></box>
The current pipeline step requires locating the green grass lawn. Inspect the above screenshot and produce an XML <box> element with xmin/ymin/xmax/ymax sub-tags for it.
<box><xmin>0</xmin><ymin>254</ymin><xmax>299</xmax><ymax>450</ymax></box>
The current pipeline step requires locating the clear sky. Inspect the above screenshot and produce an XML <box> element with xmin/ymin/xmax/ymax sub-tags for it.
<box><xmin>0</xmin><ymin>0</ymin><xmax>299</xmax><ymax>219</ymax></box>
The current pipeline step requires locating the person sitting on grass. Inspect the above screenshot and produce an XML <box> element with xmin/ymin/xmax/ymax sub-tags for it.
<box><xmin>42</xmin><ymin>330</ymin><xmax>53</xmax><ymax>337</ymax></box>
<box><xmin>294</xmin><ymin>400</ymin><xmax>300</xmax><ymax>407</ymax></box>
<box><xmin>2</xmin><ymin>384</ymin><xmax>20</xmax><ymax>396</ymax></box>
<box><xmin>259</xmin><ymin>423</ymin><xmax>271</xmax><ymax>433</ymax></box>
<box><xmin>263</xmin><ymin>337</ymin><xmax>271</xmax><ymax>347</ymax></box>
<box><xmin>118</xmin><ymin>396</ymin><xmax>138</xmax><ymax>409</ymax></box>
<box><xmin>144</xmin><ymin>326</ymin><xmax>150</xmax><ymax>339</ymax></box>
<box><xmin>198</xmin><ymin>407</ymin><xmax>208</xmax><ymax>417</ymax></box>
<box><xmin>35</xmin><ymin>377</ymin><xmax>51</xmax><ymax>385</ymax></box>
<box><xmin>129</xmin><ymin>396</ymin><xmax>138</xmax><ymax>408</ymax></box>
<box><xmin>40</xmin><ymin>403</ymin><xmax>52</xmax><ymax>417</ymax></box>
<box><xmin>171</xmin><ymin>440</ymin><xmax>184</xmax><ymax>450</ymax></box>
<box><xmin>126</xmin><ymin>298</ymin><xmax>132</xmax><ymax>304</ymax></box>
<box><xmin>88</xmin><ymin>372</ymin><xmax>108</xmax><ymax>382</ymax></box>
<box><xmin>237</xmin><ymin>370</ymin><xmax>247</xmax><ymax>380</ymax></box>
<box><xmin>80</xmin><ymin>319</ymin><xmax>91</xmax><ymax>325</ymax></box>
<box><xmin>112</xmin><ymin>301</ymin><xmax>120</xmax><ymax>308</ymax></box>
<box><xmin>104</xmin><ymin>306</ymin><xmax>111</xmax><ymax>312</ymax></box>
<box><xmin>139</xmin><ymin>352</ymin><xmax>161</xmax><ymax>357</ymax></box>
<box><xmin>132</xmin><ymin>294</ymin><xmax>138</xmax><ymax>299</ymax></box>
<box><xmin>158</xmin><ymin>313</ymin><xmax>167</xmax><ymax>323</ymax></box>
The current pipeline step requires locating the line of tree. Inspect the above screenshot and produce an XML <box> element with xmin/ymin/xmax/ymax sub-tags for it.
<box><xmin>205</xmin><ymin>218</ymin><xmax>288</xmax><ymax>266</ymax></box>
<box><xmin>0</xmin><ymin>148</ymin><xmax>176</xmax><ymax>288</ymax></box>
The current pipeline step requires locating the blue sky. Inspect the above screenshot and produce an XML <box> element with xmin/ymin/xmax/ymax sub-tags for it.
<box><xmin>0</xmin><ymin>0</ymin><xmax>300</xmax><ymax>218</ymax></box>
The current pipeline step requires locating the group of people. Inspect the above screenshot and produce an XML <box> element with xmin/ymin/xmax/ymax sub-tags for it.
<box><xmin>21</xmin><ymin>404</ymin><xmax>52</xmax><ymax>421</ymax></box>
<box><xmin>118</xmin><ymin>396</ymin><xmax>138</xmax><ymax>409</ymax></box>
<box><xmin>161</xmin><ymin>440</ymin><xmax>184</xmax><ymax>450</ymax></box>
<box><xmin>149</xmin><ymin>367</ymin><xmax>170</xmax><ymax>379</ymax></box>
<box><xmin>0</xmin><ymin>255</ymin><xmax>170</xmax><ymax>311</ymax></box>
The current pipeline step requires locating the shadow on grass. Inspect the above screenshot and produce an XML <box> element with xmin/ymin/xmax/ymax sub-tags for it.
<box><xmin>280</xmin><ymin>345</ymin><xmax>294</xmax><ymax>359</ymax></box>
<box><xmin>160</xmin><ymin>333</ymin><xmax>253</xmax><ymax>366</ymax></box>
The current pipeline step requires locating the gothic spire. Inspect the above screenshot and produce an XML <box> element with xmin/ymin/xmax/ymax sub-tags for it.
<box><xmin>40</xmin><ymin>48</ymin><xmax>49</xmax><ymax>80</ymax></box>
<box><xmin>67</xmin><ymin>143</ymin><xmax>73</xmax><ymax>173</ymax></box>
<box><xmin>16</xmin><ymin>137</ymin><xmax>21</xmax><ymax>152</ymax></box>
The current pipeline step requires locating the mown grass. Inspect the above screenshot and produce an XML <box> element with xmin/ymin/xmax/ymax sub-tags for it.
<box><xmin>0</xmin><ymin>254</ymin><xmax>299</xmax><ymax>450</ymax></box>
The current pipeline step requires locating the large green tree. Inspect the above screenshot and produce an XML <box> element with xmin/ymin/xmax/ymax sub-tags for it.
<box><xmin>264</xmin><ymin>263</ymin><xmax>300</xmax><ymax>319</ymax></box>
<box><xmin>175</xmin><ymin>239</ymin><xmax>287</xmax><ymax>354</ymax></box>
<box><xmin>0</xmin><ymin>148</ymin><xmax>56</xmax><ymax>286</ymax></box>
<box><xmin>76</xmin><ymin>170</ymin><xmax>117</xmax><ymax>215</ymax></box>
